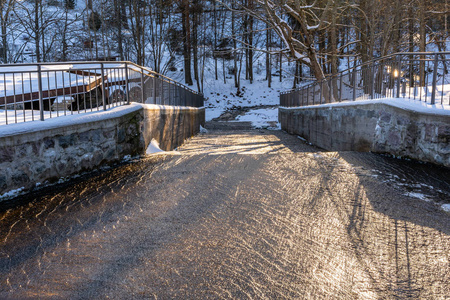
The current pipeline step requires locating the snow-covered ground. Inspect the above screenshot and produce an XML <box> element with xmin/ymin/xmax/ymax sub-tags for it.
<box><xmin>232</xmin><ymin>107</ymin><xmax>280</xmax><ymax>129</ymax></box>
<box><xmin>201</xmin><ymin>76</ymin><xmax>294</xmax><ymax>128</ymax></box>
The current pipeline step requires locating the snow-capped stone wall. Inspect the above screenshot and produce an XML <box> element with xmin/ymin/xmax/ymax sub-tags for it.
<box><xmin>279</xmin><ymin>103</ymin><xmax>450</xmax><ymax>167</ymax></box>
<box><xmin>0</xmin><ymin>104</ymin><xmax>205</xmax><ymax>198</ymax></box>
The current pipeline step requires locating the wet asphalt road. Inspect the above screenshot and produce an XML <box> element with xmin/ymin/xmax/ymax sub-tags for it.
<box><xmin>0</xmin><ymin>123</ymin><xmax>449</xmax><ymax>299</ymax></box>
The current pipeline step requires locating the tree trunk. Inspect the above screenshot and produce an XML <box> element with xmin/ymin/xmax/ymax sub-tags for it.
<box><xmin>419</xmin><ymin>0</ymin><xmax>426</xmax><ymax>86</ymax></box>
<box><xmin>213</xmin><ymin>0</ymin><xmax>218</xmax><ymax>80</ymax></box>
<box><xmin>182</xmin><ymin>0</ymin><xmax>193</xmax><ymax>85</ymax></box>
<box><xmin>232</xmin><ymin>6</ymin><xmax>238</xmax><ymax>89</ymax></box>
<box><xmin>34</xmin><ymin>0</ymin><xmax>40</xmax><ymax>62</ymax></box>
<box><xmin>279</xmin><ymin>51</ymin><xmax>282</xmax><ymax>82</ymax></box>
<box><xmin>62</xmin><ymin>7</ymin><xmax>69</xmax><ymax>61</ymax></box>
<box><xmin>1</xmin><ymin>20</ymin><xmax>8</xmax><ymax>63</ymax></box>
<box><xmin>266</xmin><ymin>26</ymin><xmax>271</xmax><ymax>88</ymax></box>
<box><xmin>409</xmin><ymin>3</ymin><xmax>415</xmax><ymax>87</ymax></box>
<box><xmin>330</xmin><ymin>0</ymin><xmax>339</xmax><ymax>99</ymax></box>
<box><xmin>192</xmin><ymin>0</ymin><xmax>200</xmax><ymax>91</ymax></box>
<box><xmin>115</xmin><ymin>0</ymin><xmax>124</xmax><ymax>61</ymax></box>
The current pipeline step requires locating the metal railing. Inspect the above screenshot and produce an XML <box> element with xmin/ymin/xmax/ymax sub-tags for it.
<box><xmin>0</xmin><ymin>61</ymin><xmax>204</xmax><ymax>126</ymax></box>
<box><xmin>280</xmin><ymin>52</ymin><xmax>450</xmax><ymax>108</ymax></box>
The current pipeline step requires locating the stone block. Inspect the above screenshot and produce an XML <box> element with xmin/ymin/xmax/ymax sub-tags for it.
<box><xmin>379</xmin><ymin>111</ymin><xmax>391</xmax><ymax>123</ymax></box>
<box><xmin>117</xmin><ymin>128</ymin><xmax>126</xmax><ymax>144</ymax></box>
<box><xmin>0</xmin><ymin>146</ymin><xmax>14</xmax><ymax>162</ymax></box>
<box><xmin>0</xmin><ymin>175</ymin><xmax>7</xmax><ymax>190</ymax></box>
<box><xmin>437</xmin><ymin>125</ymin><xmax>450</xmax><ymax>143</ymax></box>
<box><xmin>12</xmin><ymin>171</ymin><xmax>29</xmax><ymax>186</ymax></box>
<box><xmin>59</xmin><ymin>134</ymin><xmax>76</xmax><ymax>149</ymax></box>
<box><xmin>43</xmin><ymin>138</ymin><xmax>55</xmax><ymax>150</ymax></box>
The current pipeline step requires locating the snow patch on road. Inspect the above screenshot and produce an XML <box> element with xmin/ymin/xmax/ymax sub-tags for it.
<box><xmin>441</xmin><ymin>204</ymin><xmax>450</xmax><ymax>213</ymax></box>
<box><xmin>404</xmin><ymin>192</ymin><xmax>432</xmax><ymax>202</ymax></box>
<box><xmin>232</xmin><ymin>107</ymin><xmax>280</xmax><ymax>129</ymax></box>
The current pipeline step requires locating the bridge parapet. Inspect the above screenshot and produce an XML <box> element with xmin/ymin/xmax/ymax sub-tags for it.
<box><xmin>0</xmin><ymin>61</ymin><xmax>204</xmax><ymax>126</ymax></box>
<box><xmin>0</xmin><ymin>103</ymin><xmax>205</xmax><ymax>199</ymax></box>
<box><xmin>280</xmin><ymin>52</ymin><xmax>450</xmax><ymax>109</ymax></box>
<box><xmin>280</xmin><ymin>102</ymin><xmax>450</xmax><ymax>167</ymax></box>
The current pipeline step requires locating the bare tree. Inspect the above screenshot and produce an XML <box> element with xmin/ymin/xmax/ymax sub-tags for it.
<box><xmin>226</xmin><ymin>0</ymin><xmax>334</xmax><ymax>82</ymax></box>
<box><xmin>0</xmin><ymin>0</ymin><xmax>17</xmax><ymax>63</ymax></box>
<box><xmin>13</xmin><ymin>0</ymin><xmax>66</xmax><ymax>62</ymax></box>
<box><xmin>147</xmin><ymin>0</ymin><xmax>174</xmax><ymax>74</ymax></box>
<box><xmin>128</xmin><ymin>0</ymin><xmax>147</xmax><ymax>65</ymax></box>
<box><xmin>181</xmin><ymin>0</ymin><xmax>193</xmax><ymax>85</ymax></box>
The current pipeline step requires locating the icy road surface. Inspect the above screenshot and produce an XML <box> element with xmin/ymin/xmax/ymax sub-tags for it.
<box><xmin>0</xmin><ymin>124</ymin><xmax>449</xmax><ymax>299</ymax></box>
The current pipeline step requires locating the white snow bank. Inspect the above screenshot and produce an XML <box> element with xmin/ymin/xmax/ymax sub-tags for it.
<box><xmin>281</xmin><ymin>98</ymin><xmax>450</xmax><ymax>116</ymax></box>
<box><xmin>205</xmin><ymin>109</ymin><xmax>224</xmax><ymax>121</ymax></box>
<box><xmin>442</xmin><ymin>204</ymin><xmax>450</xmax><ymax>213</ymax></box>
<box><xmin>0</xmin><ymin>187</ymin><xmax>25</xmax><ymax>200</ymax></box>
<box><xmin>233</xmin><ymin>107</ymin><xmax>280</xmax><ymax>129</ymax></box>
<box><xmin>146</xmin><ymin>139</ymin><xmax>164</xmax><ymax>154</ymax></box>
<box><xmin>404</xmin><ymin>192</ymin><xmax>431</xmax><ymax>202</ymax></box>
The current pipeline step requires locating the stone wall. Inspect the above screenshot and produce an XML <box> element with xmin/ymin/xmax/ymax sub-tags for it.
<box><xmin>0</xmin><ymin>104</ymin><xmax>205</xmax><ymax>197</ymax></box>
<box><xmin>279</xmin><ymin>103</ymin><xmax>450</xmax><ymax>167</ymax></box>
<box><xmin>141</xmin><ymin>105</ymin><xmax>205</xmax><ymax>151</ymax></box>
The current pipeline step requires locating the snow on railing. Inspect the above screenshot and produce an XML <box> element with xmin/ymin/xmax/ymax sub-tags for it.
<box><xmin>280</xmin><ymin>52</ymin><xmax>450</xmax><ymax>109</ymax></box>
<box><xmin>0</xmin><ymin>61</ymin><xmax>204</xmax><ymax>126</ymax></box>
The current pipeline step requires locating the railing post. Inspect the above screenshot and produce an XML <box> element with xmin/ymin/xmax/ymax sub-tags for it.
<box><xmin>380</xmin><ymin>61</ymin><xmax>386</xmax><ymax>98</ymax></box>
<box><xmin>101</xmin><ymin>63</ymin><xmax>107</xmax><ymax>111</ymax></box>
<box><xmin>306</xmin><ymin>86</ymin><xmax>309</xmax><ymax>106</ymax></box>
<box><xmin>297</xmin><ymin>89</ymin><xmax>305</xmax><ymax>106</ymax></box>
<box><xmin>320</xmin><ymin>80</ymin><xmax>323</xmax><ymax>104</ymax></box>
<box><xmin>125</xmin><ymin>62</ymin><xmax>130</xmax><ymax>104</ymax></box>
<box><xmin>396</xmin><ymin>55</ymin><xmax>401</xmax><ymax>98</ymax></box>
<box><xmin>3</xmin><ymin>74</ymin><xmax>8</xmax><ymax>124</ymax></box>
<box><xmin>140</xmin><ymin>67</ymin><xmax>145</xmax><ymax>104</ymax></box>
<box><xmin>168</xmin><ymin>80</ymin><xmax>171</xmax><ymax>105</ymax></box>
<box><xmin>153</xmin><ymin>77</ymin><xmax>157</xmax><ymax>104</ymax></box>
<box><xmin>370</xmin><ymin>63</ymin><xmax>375</xmax><ymax>99</ymax></box>
<box><xmin>37</xmin><ymin>64</ymin><xmax>44</xmax><ymax>121</ymax></box>
<box><xmin>312</xmin><ymin>84</ymin><xmax>316</xmax><ymax>105</ymax></box>
<box><xmin>431</xmin><ymin>54</ymin><xmax>439</xmax><ymax>105</ymax></box>
<box><xmin>339</xmin><ymin>73</ymin><xmax>343</xmax><ymax>102</ymax></box>
<box><xmin>161</xmin><ymin>78</ymin><xmax>164</xmax><ymax>105</ymax></box>
<box><xmin>329</xmin><ymin>78</ymin><xmax>332</xmax><ymax>103</ymax></box>
<box><xmin>353</xmin><ymin>68</ymin><xmax>357</xmax><ymax>101</ymax></box>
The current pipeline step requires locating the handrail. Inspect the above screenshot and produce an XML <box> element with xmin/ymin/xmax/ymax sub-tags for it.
<box><xmin>0</xmin><ymin>61</ymin><xmax>204</xmax><ymax>125</ymax></box>
<box><xmin>280</xmin><ymin>52</ymin><xmax>450</xmax><ymax>109</ymax></box>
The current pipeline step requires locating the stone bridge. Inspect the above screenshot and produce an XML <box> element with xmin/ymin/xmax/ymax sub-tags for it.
<box><xmin>0</xmin><ymin>121</ymin><xmax>449</xmax><ymax>298</ymax></box>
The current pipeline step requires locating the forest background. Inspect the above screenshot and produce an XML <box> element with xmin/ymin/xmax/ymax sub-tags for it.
<box><xmin>0</xmin><ymin>0</ymin><xmax>448</xmax><ymax>96</ymax></box>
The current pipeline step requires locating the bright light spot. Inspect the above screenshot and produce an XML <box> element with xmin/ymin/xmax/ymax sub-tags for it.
<box><xmin>393</xmin><ymin>69</ymin><xmax>399</xmax><ymax>78</ymax></box>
